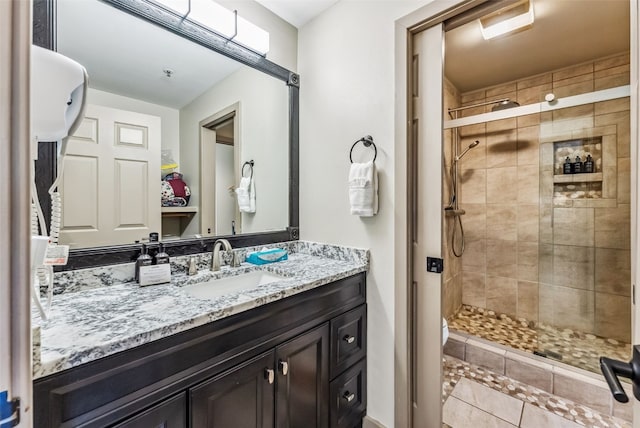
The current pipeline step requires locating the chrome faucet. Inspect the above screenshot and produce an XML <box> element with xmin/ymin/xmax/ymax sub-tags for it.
<box><xmin>211</xmin><ymin>239</ymin><xmax>232</xmax><ymax>271</ymax></box>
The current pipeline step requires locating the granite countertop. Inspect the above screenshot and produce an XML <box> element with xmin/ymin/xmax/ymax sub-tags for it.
<box><xmin>33</xmin><ymin>241</ymin><xmax>368</xmax><ymax>379</ymax></box>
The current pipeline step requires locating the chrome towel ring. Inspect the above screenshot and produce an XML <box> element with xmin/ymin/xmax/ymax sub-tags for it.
<box><xmin>349</xmin><ymin>135</ymin><xmax>377</xmax><ymax>163</ymax></box>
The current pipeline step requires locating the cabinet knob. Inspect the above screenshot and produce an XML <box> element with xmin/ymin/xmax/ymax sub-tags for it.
<box><xmin>342</xmin><ymin>391</ymin><xmax>356</xmax><ymax>403</ymax></box>
<box><xmin>279</xmin><ymin>360</ymin><xmax>289</xmax><ymax>376</ymax></box>
<box><xmin>343</xmin><ymin>335</ymin><xmax>356</xmax><ymax>344</ymax></box>
<box><xmin>265</xmin><ymin>368</ymin><xmax>274</xmax><ymax>384</ymax></box>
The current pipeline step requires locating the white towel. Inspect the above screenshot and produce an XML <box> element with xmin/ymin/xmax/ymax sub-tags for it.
<box><xmin>235</xmin><ymin>177</ymin><xmax>256</xmax><ymax>213</ymax></box>
<box><xmin>349</xmin><ymin>161</ymin><xmax>378</xmax><ymax>216</ymax></box>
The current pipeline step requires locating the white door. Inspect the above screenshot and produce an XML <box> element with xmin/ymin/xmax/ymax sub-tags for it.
<box><xmin>59</xmin><ymin>104</ymin><xmax>161</xmax><ymax>247</ymax></box>
<box><xmin>412</xmin><ymin>23</ymin><xmax>445</xmax><ymax>428</ymax></box>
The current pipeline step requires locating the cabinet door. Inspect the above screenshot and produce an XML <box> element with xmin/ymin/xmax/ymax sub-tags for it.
<box><xmin>112</xmin><ymin>393</ymin><xmax>186</xmax><ymax>428</ymax></box>
<box><xmin>275</xmin><ymin>324</ymin><xmax>329</xmax><ymax>428</ymax></box>
<box><xmin>190</xmin><ymin>351</ymin><xmax>275</xmax><ymax>428</ymax></box>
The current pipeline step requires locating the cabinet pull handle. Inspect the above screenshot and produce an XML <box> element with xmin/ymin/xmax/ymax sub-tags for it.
<box><xmin>279</xmin><ymin>360</ymin><xmax>289</xmax><ymax>375</ymax></box>
<box><xmin>343</xmin><ymin>335</ymin><xmax>356</xmax><ymax>344</ymax></box>
<box><xmin>343</xmin><ymin>391</ymin><xmax>356</xmax><ymax>403</ymax></box>
<box><xmin>265</xmin><ymin>368</ymin><xmax>274</xmax><ymax>384</ymax></box>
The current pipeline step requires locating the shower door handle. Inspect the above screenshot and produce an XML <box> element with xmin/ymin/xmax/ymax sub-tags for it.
<box><xmin>600</xmin><ymin>345</ymin><xmax>640</xmax><ymax>402</ymax></box>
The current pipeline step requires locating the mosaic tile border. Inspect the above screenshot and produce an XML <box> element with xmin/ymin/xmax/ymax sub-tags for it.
<box><xmin>443</xmin><ymin>355</ymin><xmax>631</xmax><ymax>428</ymax></box>
<box><xmin>448</xmin><ymin>305</ymin><xmax>630</xmax><ymax>375</ymax></box>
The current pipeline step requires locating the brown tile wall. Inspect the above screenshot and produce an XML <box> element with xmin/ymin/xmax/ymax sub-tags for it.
<box><xmin>454</xmin><ymin>52</ymin><xmax>631</xmax><ymax>342</ymax></box>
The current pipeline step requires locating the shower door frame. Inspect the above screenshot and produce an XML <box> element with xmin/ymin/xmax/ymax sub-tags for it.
<box><xmin>395</xmin><ymin>0</ymin><xmax>640</xmax><ymax>426</ymax></box>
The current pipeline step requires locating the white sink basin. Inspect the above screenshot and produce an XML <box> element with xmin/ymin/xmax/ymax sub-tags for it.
<box><xmin>183</xmin><ymin>270</ymin><xmax>286</xmax><ymax>300</ymax></box>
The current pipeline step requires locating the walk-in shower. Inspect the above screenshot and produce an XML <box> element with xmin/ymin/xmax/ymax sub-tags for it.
<box><xmin>442</xmin><ymin>55</ymin><xmax>633</xmax><ymax>376</ymax></box>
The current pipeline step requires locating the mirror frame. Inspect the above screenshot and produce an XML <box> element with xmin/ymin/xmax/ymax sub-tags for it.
<box><xmin>33</xmin><ymin>0</ymin><xmax>299</xmax><ymax>270</ymax></box>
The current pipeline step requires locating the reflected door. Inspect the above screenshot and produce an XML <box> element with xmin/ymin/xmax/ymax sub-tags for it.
<box><xmin>60</xmin><ymin>104</ymin><xmax>161</xmax><ymax>247</ymax></box>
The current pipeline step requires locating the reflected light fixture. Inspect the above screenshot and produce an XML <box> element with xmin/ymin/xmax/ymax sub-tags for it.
<box><xmin>148</xmin><ymin>0</ymin><xmax>270</xmax><ymax>55</ymax></box>
<box><xmin>480</xmin><ymin>0</ymin><xmax>534</xmax><ymax>40</ymax></box>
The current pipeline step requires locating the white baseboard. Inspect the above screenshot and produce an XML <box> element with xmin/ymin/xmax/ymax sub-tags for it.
<box><xmin>363</xmin><ymin>416</ymin><xmax>386</xmax><ymax>428</ymax></box>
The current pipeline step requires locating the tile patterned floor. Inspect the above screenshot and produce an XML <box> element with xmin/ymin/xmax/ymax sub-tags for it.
<box><xmin>442</xmin><ymin>355</ymin><xmax>631</xmax><ymax>428</ymax></box>
<box><xmin>448</xmin><ymin>305</ymin><xmax>631</xmax><ymax>375</ymax></box>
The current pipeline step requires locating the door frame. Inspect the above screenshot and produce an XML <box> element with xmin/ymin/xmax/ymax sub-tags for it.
<box><xmin>199</xmin><ymin>102</ymin><xmax>241</xmax><ymax>237</ymax></box>
<box><xmin>394</xmin><ymin>0</ymin><xmax>640</xmax><ymax>426</ymax></box>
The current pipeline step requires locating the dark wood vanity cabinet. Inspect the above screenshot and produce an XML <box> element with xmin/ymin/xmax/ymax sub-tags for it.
<box><xmin>33</xmin><ymin>273</ymin><xmax>367</xmax><ymax>428</ymax></box>
<box><xmin>191</xmin><ymin>351</ymin><xmax>275</xmax><ymax>428</ymax></box>
<box><xmin>191</xmin><ymin>324</ymin><xmax>329</xmax><ymax>428</ymax></box>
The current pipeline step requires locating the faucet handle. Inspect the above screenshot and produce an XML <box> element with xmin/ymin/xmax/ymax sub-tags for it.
<box><xmin>188</xmin><ymin>256</ymin><xmax>197</xmax><ymax>276</ymax></box>
<box><xmin>230</xmin><ymin>252</ymin><xmax>242</xmax><ymax>268</ymax></box>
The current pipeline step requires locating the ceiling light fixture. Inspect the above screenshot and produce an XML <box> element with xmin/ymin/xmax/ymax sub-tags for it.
<box><xmin>480</xmin><ymin>0</ymin><xmax>534</xmax><ymax>40</ymax></box>
<box><xmin>148</xmin><ymin>0</ymin><xmax>270</xmax><ymax>55</ymax></box>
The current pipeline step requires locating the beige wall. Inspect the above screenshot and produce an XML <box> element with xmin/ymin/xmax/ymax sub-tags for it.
<box><xmin>453</xmin><ymin>52</ymin><xmax>631</xmax><ymax>342</ymax></box>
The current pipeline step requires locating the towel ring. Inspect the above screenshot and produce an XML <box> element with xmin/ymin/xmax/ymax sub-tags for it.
<box><xmin>242</xmin><ymin>160</ymin><xmax>254</xmax><ymax>179</ymax></box>
<box><xmin>349</xmin><ymin>135</ymin><xmax>377</xmax><ymax>163</ymax></box>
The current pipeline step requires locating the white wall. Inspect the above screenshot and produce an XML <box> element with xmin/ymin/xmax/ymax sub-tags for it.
<box><xmin>87</xmin><ymin>88</ymin><xmax>180</xmax><ymax>172</ymax></box>
<box><xmin>298</xmin><ymin>1</ymin><xmax>432</xmax><ymax>426</ymax></box>
<box><xmin>180</xmin><ymin>66</ymin><xmax>289</xmax><ymax>236</ymax></box>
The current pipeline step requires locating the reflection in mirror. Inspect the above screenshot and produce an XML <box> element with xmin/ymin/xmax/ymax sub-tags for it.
<box><xmin>54</xmin><ymin>0</ymin><xmax>289</xmax><ymax>249</ymax></box>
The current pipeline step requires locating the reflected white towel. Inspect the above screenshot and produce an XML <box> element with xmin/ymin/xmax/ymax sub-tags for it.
<box><xmin>235</xmin><ymin>177</ymin><xmax>256</xmax><ymax>213</ymax></box>
<box><xmin>349</xmin><ymin>161</ymin><xmax>378</xmax><ymax>216</ymax></box>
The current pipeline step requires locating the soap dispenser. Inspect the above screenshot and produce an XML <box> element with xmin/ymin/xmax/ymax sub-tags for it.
<box><xmin>563</xmin><ymin>156</ymin><xmax>573</xmax><ymax>174</ymax></box>
<box><xmin>135</xmin><ymin>243</ymin><xmax>153</xmax><ymax>282</ymax></box>
<box><xmin>574</xmin><ymin>155</ymin><xmax>583</xmax><ymax>174</ymax></box>
<box><xmin>154</xmin><ymin>242</ymin><xmax>170</xmax><ymax>265</ymax></box>
<box><xmin>584</xmin><ymin>154</ymin><xmax>594</xmax><ymax>173</ymax></box>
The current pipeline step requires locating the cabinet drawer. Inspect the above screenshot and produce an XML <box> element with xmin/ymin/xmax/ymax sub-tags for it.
<box><xmin>329</xmin><ymin>360</ymin><xmax>366</xmax><ymax>428</ymax></box>
<box><xmin>112</xmin><ymin>393</ymin><xmax>186</xmax><ymax>428</ymax></box>
<box><xmin>330</xmin><ymin>305</ymin><xmax>366</xmax><ymax>378</ymax></box>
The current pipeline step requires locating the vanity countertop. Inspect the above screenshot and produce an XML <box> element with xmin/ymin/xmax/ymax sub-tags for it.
<box><xmin>33</xmin><ymin>242</ymin><xmax>368</xmax><ymax>379</ymax></box>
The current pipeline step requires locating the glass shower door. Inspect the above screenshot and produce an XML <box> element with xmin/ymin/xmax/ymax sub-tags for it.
<box><xmin>536</xmin><ymin>95</ymin><xmax>632</xmax><ymax>373</ymax></box>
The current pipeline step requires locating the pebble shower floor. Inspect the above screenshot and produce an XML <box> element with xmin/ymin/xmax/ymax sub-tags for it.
<box><xmin>448</xmin><ymin>305</ymin><xmax>631</xmax><ymax>375</ymax></box>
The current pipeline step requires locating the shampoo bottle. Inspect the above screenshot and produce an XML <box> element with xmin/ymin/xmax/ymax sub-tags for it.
<box><xmin>584</xmin><ymin>154</ymin><xmax>594</xmax><ymax>173</ymax></box>
<box><xmin>135</xmin><ymin>243</ymin><xmax>153</xmax><ymax>282</ymax></box>
<box><xmin>563</xmin><ymin>156</ymin><xmax>573</xmax><ymax>174</ymax></box>
<box><xmin>574</xmin><ymin>155</ymin><xmax>583</xmax><ymax>174</ymax></box>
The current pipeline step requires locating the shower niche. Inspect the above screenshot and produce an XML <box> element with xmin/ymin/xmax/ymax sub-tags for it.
<box><xmin>552</xmin><ymin>137</ymin><xmax>603</xmax><ymax>201</ymax></box>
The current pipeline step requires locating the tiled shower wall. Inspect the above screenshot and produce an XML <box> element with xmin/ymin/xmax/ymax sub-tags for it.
<box><xmin>452</xmin><ymin>52</ymin><xmax>630</xmax><ymax>342</ymax></box>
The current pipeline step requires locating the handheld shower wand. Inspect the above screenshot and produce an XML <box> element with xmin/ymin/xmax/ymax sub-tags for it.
<box><xmin>455</xmin><ymin>140</ymin><xmax>480</xmax><ymax>162</ymax></box>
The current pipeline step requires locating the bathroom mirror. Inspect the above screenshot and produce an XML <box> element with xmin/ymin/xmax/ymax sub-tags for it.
<box><xmin>33</xmin><ymin>0</ymin><xmax>299</xmax><ymax>268</ymax></box>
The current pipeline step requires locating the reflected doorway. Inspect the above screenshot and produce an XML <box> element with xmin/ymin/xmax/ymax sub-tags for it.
<box><xmin>200</xmin><ymin>104</ymin><xmax>241</xmax><ymax>236</ymax></box>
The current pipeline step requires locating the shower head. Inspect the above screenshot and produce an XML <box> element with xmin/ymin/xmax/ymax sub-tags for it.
<box><xmin>491</xmin><ymin>99</ymin><xmax>520</xmax><ymax>111</ymax></box>
<box><xmin>455</xmin><ymin>140</ymin><xmax>480</xmax><ymax>162</ymax></box>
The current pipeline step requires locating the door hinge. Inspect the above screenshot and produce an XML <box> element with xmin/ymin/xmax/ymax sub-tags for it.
<box><xmin>426</xmin><ymin>257</ymin><xmax>443</xmax><ymax>273</ymax></box>
<box><xmin>0</xmin><ymin>394</ymin><xmax>20</xmax><ymax>428</ymax></box>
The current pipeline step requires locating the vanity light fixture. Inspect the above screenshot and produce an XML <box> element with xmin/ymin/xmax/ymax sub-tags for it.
<box><xmin>479</xmin><ymin>0</ymin><xmax>534</xmax><ymax>40</ymax></box>
<box><xmin>147</xmin><ymin>0</ymin><xmax>270</xmax><ymax>54</ymax></box>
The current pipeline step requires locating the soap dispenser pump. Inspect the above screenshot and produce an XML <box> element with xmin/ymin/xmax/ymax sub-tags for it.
<box><xmin>154</xmin><ymin>242</ymin><xmax>170</xmax><ymax>265</ymax></box>
<box><xmin>135</xmin><ymin>243</ymin><xmax>153</xmax><ymax>282</ymax></box>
